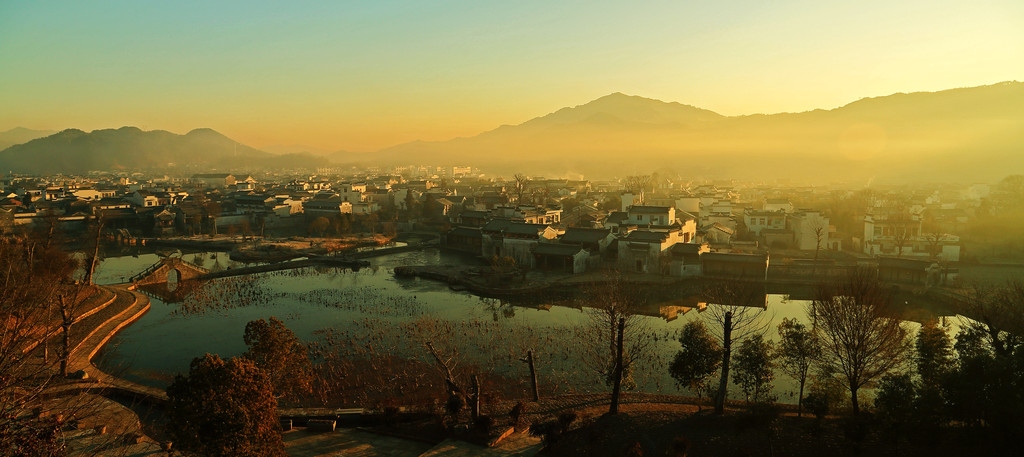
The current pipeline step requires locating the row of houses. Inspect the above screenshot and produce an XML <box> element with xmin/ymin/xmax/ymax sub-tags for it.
<box><xmin>443</xmin><ymin>204</ymin><xmax>769</xmax><ymax>279</ymax></box>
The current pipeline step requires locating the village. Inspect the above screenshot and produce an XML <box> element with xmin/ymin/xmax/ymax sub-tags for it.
<box><xmin>1</xmin><ymin>165</ymin><xmax>996</xmax><ymax>290</ymax></box>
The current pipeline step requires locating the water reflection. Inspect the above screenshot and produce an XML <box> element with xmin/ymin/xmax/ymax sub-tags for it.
<box><xmin>93</xmin><ymin>248</ymin><xmax>967</xmax><ymax>404</ymax></box>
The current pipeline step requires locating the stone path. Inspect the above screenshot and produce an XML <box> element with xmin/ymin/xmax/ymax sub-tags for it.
<box><xmin>284</xmin><ymin>428</ymin><xmax>434</xmax><ymax>457</ymax></box>
<box><xmin>418</xmin><ymin>434</ymin><xmax>541</xmax><ymax>457</ymax></box>
<box><xmin>48</xmin><ymin>392</ymin><xmax>164</xmax><ymax>456</ymax></box>
<box><xmin>25</xmin><ymin>285</ymin><xmax>169</xmax><ymax>455</ymax></box>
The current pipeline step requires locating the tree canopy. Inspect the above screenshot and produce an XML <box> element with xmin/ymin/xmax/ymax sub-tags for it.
<box><xmin>166</xmin><ymin>354</ymin><xmax>284</xmax><ymax>457</ymax></box>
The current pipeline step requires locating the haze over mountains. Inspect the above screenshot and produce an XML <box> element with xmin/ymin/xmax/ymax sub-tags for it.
<box><xmin>0</xmin><ymin>127</ymin><xmax>325</xmax><ymax>175</ymax></box>
<box><xmin>2</xmin><ymin>81</ymin><xmax>1022</xmax><ymax>183</ymax></box>
<box><xmin>372</xmin><ymin>81</ymin><xmax>1024</xmax><ymax>183</ymax></box>
<box><xmin>0</xmin><ymin>127</ymin><xmax>56</xmax><ymax>151</ymax></box>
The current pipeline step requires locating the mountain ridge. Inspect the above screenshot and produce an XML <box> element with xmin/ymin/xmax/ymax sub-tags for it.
<box><xmin>0</xmin><ymin>127</ymin><xmax>58</xmax><ymax>151</ymax></box>
<box><xmin>0</xmin><ymin>127</ymin><xmax>326</xmax><ymax>174</ymax></box>
<box><xmin>365</xmin><ymin>81</ymin><xmax>1024</xmax><ymax>182</ymax></box>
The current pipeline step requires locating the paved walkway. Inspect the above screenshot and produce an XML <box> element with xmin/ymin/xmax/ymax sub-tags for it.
<box><xmin>284</xmin><ymin>428</ymin><xmax>434</xmax><ymax>457</ymax></box>
<box><xmin>26</xmin><ymin>285</ymin><xmax>169</xmax><ymax>455</ymax></box>
<box><xmin>52</xmin><ymin>284</ymin><xmax>168</xmax><ymax>402</ymax></box>
<box><xmin>49</xmin><ymin>392</ymin><xmax>164</xmax><ymax>456</ymax></box>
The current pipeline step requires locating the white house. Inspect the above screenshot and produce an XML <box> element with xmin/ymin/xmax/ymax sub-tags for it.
<box><xmin>617</xmin><ymin>227</ymin><xmax>686</xmax><ymax>274</ymax></box>
<box><xmin>790</xmin><ymin>210</ymin><xmax>830</xmax><ymax>251</ymax></box>
<box><xmin>627</xmin><ymin>206</ymin><xmax>675</xmax><ymax>226</ymax></box>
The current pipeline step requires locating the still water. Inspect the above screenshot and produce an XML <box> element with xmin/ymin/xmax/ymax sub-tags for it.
<box><xmin>94</xmin><ymin>248</ymin><xmax>949</xmax><ymax>404</ymax></box>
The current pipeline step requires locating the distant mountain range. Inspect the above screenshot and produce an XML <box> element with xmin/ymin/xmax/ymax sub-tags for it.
<box><xmin>0</xmin><ymin>127</ymin><xmax>326</xmax><ymax>174</ymax></box>
<box><xmin>0</xmin><ymin>127</ymin><xmax>56</xmax><ymax>151</ymax></box>
<box><xmin>4</xmin><ymin>81</ymin><xmax>1022</xmax><ymax>182</ymax></box>
<box><xmin>367</xmin><ymin>81</ymin><xmax>1024</xmax><ymax>183</ymax></box>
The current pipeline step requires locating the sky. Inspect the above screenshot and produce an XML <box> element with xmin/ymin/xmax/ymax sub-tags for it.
<box><xmin>1</xmin><ymin>0</ymin><xmax>1022</xmax><ymax>152</ymax></box>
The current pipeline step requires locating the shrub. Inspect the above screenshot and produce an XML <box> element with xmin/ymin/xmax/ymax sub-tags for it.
<box><xmin>529</xmin><ymin>420</ymin><xmax>560</xmax><ymax>444</ymax></box>
<box><xmin>474</xmin><ymin>414</ymin><xmax>495</xmax><ymax>433</ymax></box>
<box><xmin>558</xmin><ymin>411</ymin><xmax>578</xmax><ymax>432</ymax></box>
<box><xmin>509</xmin><ymin>401</ymin><xmax>527</xmax><ymax>428</ymax></box>
<box><xmin>803</xmin><ymin>392</ymin><xmax>830</xmax><ymax>421</ymax></box>
<box><xmin>446</xmin><ymin>393</ymin><xmax>465</xmax><ymax>420</ymax></box>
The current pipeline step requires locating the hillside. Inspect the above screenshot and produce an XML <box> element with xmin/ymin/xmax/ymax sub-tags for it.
<box><xmin>0</xmin><ymin>127</ymin><xmax>325</xmax><ymax>174</ymax></box>
<box><xmin>368</xmin><ymin>82</ymin><xmax>1024</xmax><ymax>183</ymax></box>
<box><xmin>0</xmin><ymin>127</ymin><xmax>56</xmax><ymax>151</ymax></box>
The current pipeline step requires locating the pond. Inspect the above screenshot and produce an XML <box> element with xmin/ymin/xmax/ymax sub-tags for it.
<box><xmin>93</xmin><ymin>248</ymin><xmax>962</xmax><ymax>406</ymax></box>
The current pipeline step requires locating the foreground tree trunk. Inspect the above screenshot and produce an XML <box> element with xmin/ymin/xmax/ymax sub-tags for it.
<box><xmin>851</xmin><ymin>384</ymin><xmax>860</xmax><ymax>416</ymax></box>
<box><xmin>798</xmin><ymin>378</ymin><xmax>806</xmax><ymax>417</ymax></box>
<box><xmin>58</xmin><ymin>294</ymin><xmax>74</xmax><ymax>377</ymax></box>
<box><xmin>714</xmin><ymin>311</ymin><xmax>733</xmax><ymax>414</ymax></box>
<box><xmin>609</xmin><ymin>318</ymin><xmax>625</xmax><ymax>415</ymax></box>
<box><xmin>521</xmin><ymin>350</ymin><xmax>540</xmax><ymax>402</ymax></box>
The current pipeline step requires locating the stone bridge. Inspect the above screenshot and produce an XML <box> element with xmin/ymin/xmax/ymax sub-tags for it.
<box><xmin>130</xmin><ymin>256</ymin><xmax>210</xmax><ymax>286</ymax></box>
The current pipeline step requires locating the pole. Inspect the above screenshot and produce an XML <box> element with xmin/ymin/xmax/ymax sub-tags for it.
<box><xmin>526</xmin><ymin>350</ymin><xmax>539</xmax><ymax>401</ymax></box>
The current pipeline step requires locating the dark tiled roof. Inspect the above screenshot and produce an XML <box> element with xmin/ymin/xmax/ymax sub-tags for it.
<box><xmin>630</xmin><ymin>206</ymin><xmax>672</xmax><ymax>214</ymax></box>
<box><xmin>624</xmin><ymin>230</ymin><xmax>670</xmax><ymax>243</ymax></box>
<box><xmin>482</xmin><ymin>219</ymin><xmax>513</xmax><ymax>232</ymax></box>
<box><xmin>534</xmin><ymin>243</ymin><xmax>584</xmax><ymax>256</ymax></box>
<box><xmin>605</xmin><ymin>211</ymin><xmax>628</xmax><ymax>224</ymax></box>
<box><xmin>505</xmin><ymin>223</ymin><xmax>548</xmax><ymax>236</ymax></box>
<box><xmin>560</xmin><ymin>228</ymin><xmax>611</xmax><ymax>244</ymax></box>
<box><xmin>447</xmin><ymin>227</ymin><xmax>482</xmax><ymax>238</ymax></box>
<box><xmin>670</xmin><ymin>243</ymin><xmax>704</xmax><ymax>255</ymax></box>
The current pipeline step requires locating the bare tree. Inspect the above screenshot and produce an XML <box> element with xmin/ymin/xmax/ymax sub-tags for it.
<box><xmin>776</xmin><ymin>318</ymin><xmax>819</xmax><ymax>416</ymax></box>
<box><xmin>700</xmin><ymin>278</ymin><xmax>771</xmax><ymax>414</ymax></box>
<box><xmin>575</xmin><ymin>272</ymin><xmax>653</xmax><ymax>412</ymax></box>
<box><xmin>810</xmin><ymin>268</ymin><xmax>911</xmax><ymax>415</ymax></box>
<box><xmin>0</xmin><ymin>235</ymin><xmax>125</xmax><ymax>454</ymax></box>
<box><xmin>959</xmin><ymin>281</ymin><xmax>1024</xmax><ymax>359</ymax></box>
<box><xmin>811</xmin><ymin>221</ymin><xmax>826</xmax><ymax>275</ymax></box>
<box><xmin>886</xmin><ymin>198</ymin><xmax>916</xmax><ymax>258</ymax></box>
<box><xmin>624</xmin><ymin>175</ymin><xmax>651</xmax><ymax>206</ymax></box>
<box><xmin>513</xmin><ymin>174</ymin><xmax>530</xmax><ymax>205</ymax></box>
<box><xmin>83</xmin><ymin>214</ymin><xmax>105</xmax><ymax>285</ymax></box>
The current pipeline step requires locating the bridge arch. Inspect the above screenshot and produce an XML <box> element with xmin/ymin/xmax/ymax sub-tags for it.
<box><xmin>166</xmin><ymin>268</ymin><xmax>181</xmax><ymax>291</ymax></box>
<box><xmin>131</xmin><ymin>257</ymin><xmax>210</xmax><ymax>286</ymax></box>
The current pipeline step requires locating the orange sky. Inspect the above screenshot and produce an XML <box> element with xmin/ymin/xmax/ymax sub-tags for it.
<box><xmin>1</xmin><ymin>1</ymin><xmax>1022</xmax><ymax>152</ymax></box>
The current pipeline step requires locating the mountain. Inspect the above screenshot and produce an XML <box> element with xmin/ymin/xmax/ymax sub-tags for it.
<box><xmin>373</xmin><ymin>82</ymin><xmax>1024</xmax><ymax>183</ymax></box>
<box><xmin>0</xmin><ymin>127</ymin><xmax>57</xmax><ymax>151</ymax></box>
<box><xmin>0</xmin><ymin>127</ymin><xmax>326</xmax><ymax>174</ymax></box>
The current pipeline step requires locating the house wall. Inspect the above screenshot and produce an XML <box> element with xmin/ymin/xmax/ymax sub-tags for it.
<box><xmin>572</xmin><ymin>251</ymin><xmax>589</xmax><ymax>274</ymax></box>
<box><xmin>503</xmin><ymin>238</ymin><xmax>538</xmax><ymax>268</ymax></box>
<box><xmin>617</xmin><ymin>241</ymin><xmax>672</xmax><ymax>274</ymax></box>
<box><xmin>791</xmin><ymin>212</ymin><xmax>830</xmax><ymax>250</ymax></box>
<box><xmin>670</xmin><ymin>259</ymin><xmax>702</xmax><ymax>277</ymax></box>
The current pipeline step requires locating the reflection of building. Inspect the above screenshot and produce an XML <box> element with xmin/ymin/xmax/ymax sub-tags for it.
<box><xmin>653</xmin><ymin>295</ymin><xmax>707</xmax><ymax>321</ymax></box>
<box><xmin>701</xmin><ymin>252</ymin><xmax>769</xmax><ymax>280</ymax></box>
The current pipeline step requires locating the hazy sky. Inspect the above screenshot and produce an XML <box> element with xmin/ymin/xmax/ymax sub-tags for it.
<box><xmin>1</xmin><ymin>0</ymin><xmax>1021</xmax><ymax>151</ymax></box>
